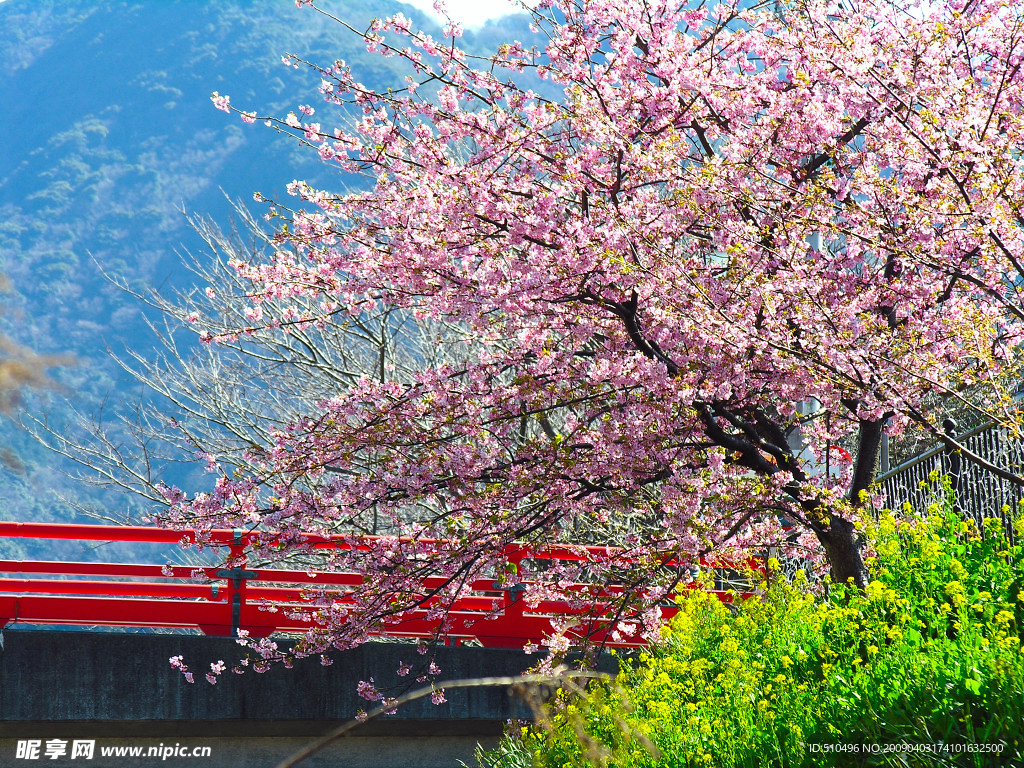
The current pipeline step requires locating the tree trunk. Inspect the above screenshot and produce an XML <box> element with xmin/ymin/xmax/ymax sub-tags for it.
<box><xmin>817</xmin><ymin>415</ymin><xmax>883</xmax><ymax>590</ymax></box>
<box><xmin>817</xmin><ymin>514</ymin><xmax>868</xmax><ymax>589</ymax></box>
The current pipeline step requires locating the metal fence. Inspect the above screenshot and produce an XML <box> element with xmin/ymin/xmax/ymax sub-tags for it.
<box><xmin>876</xmin><ymin>422</ymin><xmax>1024</xmax><ymax>538</ymax></box>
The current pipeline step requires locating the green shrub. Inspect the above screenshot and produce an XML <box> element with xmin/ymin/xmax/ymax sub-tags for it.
<box><xmin>483</xmin><ymin>495</ymin><xmax>1024</xmax><ymax>767</ymax></box>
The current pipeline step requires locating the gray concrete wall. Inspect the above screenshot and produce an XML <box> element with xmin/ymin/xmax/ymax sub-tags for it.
<box><xmin>0</xmin><ymin>629</ymin><xmax>568</xmax><ymax>767</ymax></box>
<box><xmin>0</xmin><ymin>629</ymin><xmax>547</xmax><ymax>727</ymax></box>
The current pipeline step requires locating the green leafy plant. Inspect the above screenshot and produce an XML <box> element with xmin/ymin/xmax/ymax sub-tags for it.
<box><xmin>486</xmin><ymin>489</ymin><xmax>1024</xmax><ymax>767</ymax></box>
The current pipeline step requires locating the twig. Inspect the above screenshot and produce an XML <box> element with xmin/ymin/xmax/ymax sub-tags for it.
<box><xmin>275</xmin><ymin>668</ymin><xmax>610</xmax><ymax>768</ymax></box>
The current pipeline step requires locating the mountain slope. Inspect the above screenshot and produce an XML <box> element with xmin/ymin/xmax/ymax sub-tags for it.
<box><xmin>0</xmin><ymin>0</ymin><xmax>532</xmax><ymax>546</ymax></box>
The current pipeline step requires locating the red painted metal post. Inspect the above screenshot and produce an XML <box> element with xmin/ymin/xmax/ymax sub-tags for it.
<box><xmin>206</xmin><ymin>530</ymin><xmax>260</xmax><ymax>637</ymax></box>
<box><xmin>470</xmin><ymin>545</ymin><xmax>531</xmax><ymax>649</ymax></box>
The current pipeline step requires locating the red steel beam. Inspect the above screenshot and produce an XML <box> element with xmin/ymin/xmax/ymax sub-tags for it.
<box><xmin>0</xmin><ymin>521</ymin><xmax>678</xmax><ymax>563</ymax></box>
<box><xmin>0</xmin><ymin>578</ymin><xmax>220</xmax><ymax>600</ymax></box>
<box><xmin>0</xmin><ymin>594</ymin><xmax>579</xmax><ymax>647</ymax></box>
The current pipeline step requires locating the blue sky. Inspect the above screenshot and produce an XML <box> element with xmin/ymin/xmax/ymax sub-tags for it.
<box><xmin>0</xmin><ymin>0</ymin><xmax>531</xmax><ymax>26</ymax></box>
<box><xmin>402</xmin><ymin>0</ymin><xmax>531</xmax><ymax>27</ymax></box>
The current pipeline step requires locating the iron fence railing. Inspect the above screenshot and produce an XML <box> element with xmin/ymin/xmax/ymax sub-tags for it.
<box><xmin>876</xmin><ymin>421</ymin><xmax>1023</xmax><ymax>537</ymax></box>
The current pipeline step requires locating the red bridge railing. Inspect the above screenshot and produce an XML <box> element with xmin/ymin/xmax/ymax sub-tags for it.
<box><xmin>0</xmin><ymin>522</ymin><xmax>759</xmax><ymax>649</ymax></box>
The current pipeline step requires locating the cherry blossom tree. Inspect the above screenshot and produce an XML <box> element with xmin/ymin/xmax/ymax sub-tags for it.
<box><xmin>164</xmin><ymin>0</ymin><xmax>1024</xmax><ymax>658</ymax></box>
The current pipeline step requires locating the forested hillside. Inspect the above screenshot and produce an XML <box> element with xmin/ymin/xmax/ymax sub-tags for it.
<box><xmin>0</xmin><ymin>0</ymin><xmax>530</xmax><ymax>552</ymax></box>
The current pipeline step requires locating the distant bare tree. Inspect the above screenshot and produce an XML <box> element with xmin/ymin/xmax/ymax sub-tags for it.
<box><xmin>26</xmin><ymin>206</ymin><xmax>481</xmax><ymax>530</ymax></box>
<box><xmin>0</xmin><ymin>278</ymin><xmax>66</xmax><ymax>408</ymax></box>
<box><xmin>0</xmin><ymin>276</ymin><xmax>68</xmax><ymax>469</ymax></box>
